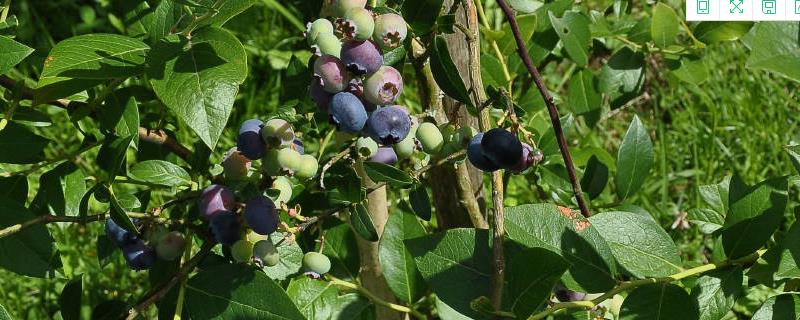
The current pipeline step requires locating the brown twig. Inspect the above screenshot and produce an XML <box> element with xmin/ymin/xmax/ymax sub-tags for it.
<box><xmin>494</xmin><ymin>0</ymin><xmax>591</xmax><ymax>218</ymax></box>
<box><xmin>126</xmin><ymin>241</ymin><xmax>215</xmax><ymax>320</ymax></box>
<box><xmin>0</xmin><ymin>75</ymin><xmax>193</xmax><ymax>162</ymax></box>
<box><xmin>0</xmin><ymin>212</ymin><xmax>155</xmax><ymax>239</ymax></box>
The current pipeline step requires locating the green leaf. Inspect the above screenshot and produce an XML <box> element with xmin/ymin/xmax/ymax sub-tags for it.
<box><xmin>196</xmin><ymin>0</ymin><xmax>258</xmax><ymax>28</ymax></box>
<box><xmin>599</xmin><ymin>47</ymin><xmax>645</xmax><ymax>109</ymax></box>
<box><xmin>148</xmin><ymin>28</ymin><xmax>247</xmax><ymax>149</ymax></box>
<box><xmin>480</xmin><ymin>54</ymin><xmax>506</xmax><ymax>89</ymax></box>
<box><xmin>401</xmin><ymin>0</ymin><xmax>444</xmax><ymax>34</ymax></box>
<box><xmin>650</xmin><ymin>3</ymin><xmax>679</xmax><ymax>48</ymax></box>
<box><xmin>699</xmin><ymin>177</ymin><xmax>730</xmax><ymax>215</ymax></box>
<box><xmin>91</xmin><ymin>300</ymin><xmax>127</xmax><ymax>319</ymax></box>
<box><xmin>567</xmin><ymin>70</ymin><xmax>601</xmax><ymax>115</ymax></box>
<box><xmin>0</xmin><ymin>304</ymin><xmax>10</xmax><ymax>320</ymax></box>
<box><xmin>748</xmin><ymin>220</ymin><xmax>800</xmax><ymax>280</ymax></box>
<box><xmin>580</xmin><ymin>155</ymin><xmax>608</xmax><ymax>199</ymax></box>
<box><xmin>620</xmin><ymin>283</ymin><xmax>698</xmax><ymax>320</ymax></box>
<box><xmin>0</xmin><ymin>121</ymin><xmax>49</xmax><ymax>164</ymax></box>
<box><xmin>694</xmin><ymin>22</ymin><xmax>753</xmax><ymax>44</ymax></box>
<box><xmin>96</xmin><ymin>134</ymin><xmax>134</xmax><ymax>179</ymax></box>
<box><xmin>30</xmin><ymin>162</ymin><xmax>85</xmax><ymax>217</ymax></box>
<box><xmin>504</xmin><ymin>204</ymin><xmax>617</xmax><ymax>292</ymax></box>
<box><xmin>721</xmin><ymin>176</ymin><xmax>787</xmax><ymax>258</ymax></box>
<box><xmin>507</xmin><ymin>0</ymin><xmax>543</xmax><ymax>13</ymax></box>
<box><xmin>0</xmin><ymin>176</ymin><xmax>27</xmax><ymax>205</ymax></box>
<box><xmin>690</xmin><ymin>267</ymin><xmax>743</xmax><ymax>320</ymax></box>
<box><xmin>332</xmin><ymin>294</ymin><xmax>374</xmax><ymax>319</ymax></box>
<box><xmin>40</xmin><ymin>34</ymin><xmax>148</xmax><ymax>79</ymax></box>
<box><xmin>615</xmin><ymin>115</ymin><xmax>654</xmax><ymax>200</ymax></box>
<box><xmin>286</xmin><ymin>277</ymin><xmax>337</xmax><ymax>320</ymax></box>
<box><xmin>379</xmin><ymin>211</ymin><xmax>426</xmax><ymax>303</ymax></box>
<box><xmin>148</xmin><ymin>0</ymin><xmax>183</xmax><ymax>43</ymax></box>
<box><xmin>98</xmin><ymin>95</ymin><xmax>139</xmax><ymax>149</ymax></box>
<box><xmin>666</xmin><ymin>56</ymin><xmax>709</xmax><ymax>85</ymax></box>
<box><xmin>505</xmin><ymin>248</ymin><xmax>569</xmax><ymax>319</ymax></box>
<box><xmin>322</xmin><ymin>223</ymin><xmax>360</xmax><ymax>280</ymax></box>
<box><xmin>186</xmin><ymin>263</ymin><xmax>305</xmax><ymax>319</ymax></box>
<box><xmin>787</xmin><ymin>145</ymin><xmax>800</xmax><ymax>174</ymax></box>
<box><xmin>0</xmin><ymin>196</ymin><xmax>59</xmax><ymax>277</ymax></box>
<box><xmin>498</xmin><ymin>14</ymin><xmax>537</xmax><ymax>55</ymax></box>
<box><xmin>33</xmin><ymin>77</ymin><xmax>102</xmax><ymax>106</ymax></box>
<box><xmin>406</xmin><ymin>228</ymin><xmax>492</xmax><ymax>319</ymax></box>
<box><xmin>590</xmin><ymin>211</ymin><xmax>683</xmax><ymax>278</ymax></box>
<box><xmin>59</xmin><ymin>275</ymin><xmax>83</xmax><ymax>320</ymax></box>
<box><xmin>262</xmin><ymin>232</ymin><xmax>303</xmax><ymax>280</ymax></box>
<box><xmin>746</xmin><ymin>22</ymin><xmax>800</xmax><ymax>83</ymax></box>
<box><xmin>109</xmin><ymin>190</ymin><xmax>138</xmax><ymax>235</ymax></box>
<box><xmin>687</xmin><ymin>208</ymin><xmax>724</xmax><ymax>234</ymax></box>
<box><xmin>430</xmin><ymin>35</ymin><xmax>473</xmax><ymax>108</ymax></box>
<box><xmin>350</xmin><ymin>204</ymin><xmax>378</xmax><ymax>242</ymax></box>
<box><xmin>408</xmin><ymin>186</ymin><xmax>431</xmax><ymax>220</ymax></box>
<box><xmin>0</xmin><ymin>36</ymin><xmax>33</xmax><ymax>75</ymax></box>
<box><xmin>129</xmin><ymin>160</ymin><xmax>191</xmax><ymax>187</ymax></box>
<box><xmin>752</xmin><ymin>294</ymin><xmax>800</xmax><ymax>320</ymax></box>
<box><xmin>539</xmin><ymin>114</ymin><xmax>574</xmax><ymax>156</ymax></box>
<box><xmin>362</xmin><ymin>161</ymin><xmax>413</xmax><ymax>187</ymax></box>
<box><xmin>549</xmin><ymin>11</ymin><xmax>591</xmax><ymax>66</ymax></box>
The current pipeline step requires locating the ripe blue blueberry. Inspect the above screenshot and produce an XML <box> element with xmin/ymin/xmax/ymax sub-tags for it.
<box><xmin>314</xmin><ymin>55</ymin><xmax>349</xmax><ymax>93</ymax></box>
<box><xmin>199</xmin><ymin>184</ymin><xmax>236</xmax><ymax>219</ymax></box>
<box><xmin>369</xmin><ymin>147</ymin><xmax>398</xmax><ymax>165</ymax></box>
<box><xmin>122</xmin><ymin>240</ymin><xmax>156</xmax><ymax>271</ymax></box>
<box><xmin>373</xmin><ymin>13</ymin><xmax>408</xmax><ymax>50</ymax></box>
<box><xmin>237</xmin><ymin>119</ymin><xmax>266</xmax><ymax>160</ymax></box>
<box><xmin>329</xmin><ymin>92</ymin><xmax>368</xmax><ymax>133</ymax></box>
<box><xmin>363</xmin><ymin>66</ymin><xmax>403</xmax><ymax>105</ymax></box>
<box><xmin>364</xmin><ymin>105</ymin><xmax>411</xmax><ymax>145</ymax></box>
<box><xmin>105</xmin><ymin>219</ymin><xmax>137</xmax><ymax>247</ymax></box>
<box><xmin>467</xmin><ymin>133</ymin><xmax>499</xmax><ymax>172</ymax></box>
<box><xmin>481</xmin><ymin>128</ymin><xmax>522</xmax><ymax>169</ymax></box>
<box><xmin>210</xmin><ymin>211</ymin><xmax>242</xmax><ymax>246</ymax></box>
<box><xmin>244</xmin><ymin>196</ymin><xmax>279</xmax><ymax>235</ymax></box>
<box><xmin>340</xmin><ymin>40</ymin><xmax>383</xmax><ymax>75</ymax></box>
<box><xmin>293</xmin><ymin>137</ymin><xmax>305</xmax><ymax>155</ymax></box>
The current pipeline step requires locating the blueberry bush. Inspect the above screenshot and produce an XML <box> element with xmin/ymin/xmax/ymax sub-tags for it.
<box><xmin>1</xmin><ymin>0</ymin><xmax>799</xmax><ymax>319</ymax></box>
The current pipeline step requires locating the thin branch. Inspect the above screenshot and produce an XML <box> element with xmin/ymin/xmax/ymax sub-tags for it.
<box><xmin>328</xmin><ymin>276</ymin><xmax>426</xmax><ymax>319</ymax></box>
<box><xmin>0</xmin><ymin>212</ymin><xmax>153</xmax><ymax>239</ymax></box>
<box><xmin>527</xmin><ymin>249</ymin><xmax>766</xmax><ymax>319</ymax></box>
<box><xmin>0</xmin><ymin>75</ymin><xmax>193</xmax><ymax>162</ymax></box>
<box><xmin>494</xmin><ymin>0</ymin><xmax>591</xmax><ymax>218</ymax></box>
<box><xmin>126</xmin><ymin>241</ymin><xmax>215</xmax><ymax>320</ymax></box>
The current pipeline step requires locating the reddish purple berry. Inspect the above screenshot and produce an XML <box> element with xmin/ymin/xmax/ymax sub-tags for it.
<box><xmin>199</xmin><ymin>184</ymin><xmax>236</xmax><ymax>219</ymax></box>
<box><xmin>310</xmin><ymin>77</ymin><xmax>333</xmax><ymax>111</ymax></box>
<box><xmin>340</xmin><ymin>40</ymin><xmax>383</xmax><ymax>75</ymax></box>
<box><xmin>314</xmin><ymin>55</ymin><xmax>349</xmax><ymax>93</ymax></box>
<box><xmin>363</xmin><ymin>66</ymin><xmax>403</xmax><ymax>105</ymax></box>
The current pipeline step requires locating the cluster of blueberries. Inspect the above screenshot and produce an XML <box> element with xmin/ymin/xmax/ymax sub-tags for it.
<box><xmin>105</xmin><ymin>219</ymin><xmax>186</xmax><ymax>270</ymax></box>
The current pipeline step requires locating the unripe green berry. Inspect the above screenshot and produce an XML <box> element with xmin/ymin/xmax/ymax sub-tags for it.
<box><xmin>270</xmin><ymin>176</ymin><xmax>293</xmax><ymax>205</ymax></box>
<box><xmin>155</xmin><ymin>231</ymin><xmax>186</xmax><ymax>261</ymax></box>
<box><xmin>231</xmin><ymin>239</ymin><xmax>254</xmax><ymax>263</ymax></box>
<box><xmin>313</xmin><ymin>32</ymin><xmax>342</xmax><ymax>58</ymax></box>
<box><xmin>295</xmin><ymin>154</ymin><xmax>319</xmax><ymax>179</ymax></box>
<box><xmin>263</xmin><ymin>148</ymin><xmax>303</xmax><ymax>176</ymax></box>
<box><xmin>373</xmin><ymin>13</ymin><xmax>408</xmax><ymax>50</ymax></box>
<box><xmin>306</xmin><ymin>18</ymin><xmax>334</xmax><ymax>45</ymax></box>
<box><xmin>333</xmin><ymin>0</ymin><xmax>367</xmax><ymax>16</ymax></box>
<box><xmin>253</xmin><ymin>239</ymin><xmax>280</xmax><ymax>267</ymax></box>
<box><xmin>416</xmin><ymin>122</ymin><xmax>444</xmax><ymax>154</ymax></box>
<box><xmin>261</xmin><ymin>118</ymin><xmax>295</xmax><ymax>148</ymax></box>
<box><xmin>303</xmin><ymin>251</ymin><xmax>331</xmax><ymax>274</ymax></box>
<box><xmin>336</xmin><ymin>8</ymin><xmax>374</xmax><ymax>41</ymax></box>
<box><xmin>356</xmin><ymin>137</ymin><xmax>379</xmax><ymax>158</ymax></box>
<box><xmin>393</xmin><ymin>121</ymin><xmax>418</xmax><ymax>159</ymax></box>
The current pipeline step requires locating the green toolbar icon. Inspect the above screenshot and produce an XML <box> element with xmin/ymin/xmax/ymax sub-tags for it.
<box><xmin>731</xmin><ymin>0</ymin><xmax>744</xmax><ymax>13</ymax></box>
<box><xmin>762</xmin><ymin>0</ymin><xmax>776</xmax><ymax>14</ymax></box>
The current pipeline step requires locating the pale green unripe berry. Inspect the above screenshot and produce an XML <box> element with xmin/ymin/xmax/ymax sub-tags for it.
<box><xmin>373</xmin><ymin>13</ymin><xmax>408</xmax><ymax>50</ymax></box>
<box><xmin>356</xmin><ymin>136</ymin><xmax>379</xmax><ymax>158</ymax></box>
<box><xmin>336</xmin><ymin>8</ymin><xmax>374</xmax><ymax>41</ymax></box>
<box><xmin>303</xmin><ymin>251</ymin><xmax>331</xmax><ymax>274</ymax></box>
<box><xmin>155</xmin><ymin>231</ymin><xmax>186</xmax><ymax>261</ymax></box>
<box><xmin>333</xmin><ymin>0</ymin><xmax>367</xmax><ymax>16</ymax></box>
<box><xmin>394</xmin><ymin>121</ymin><xmax>418</xmax><ymax>159</ymax></box>
<box><xmin>416</xmin><ymin>122</ymin><xmax>444</xmax><ymax>154</ymax></box>
<box><xmin>231</xmin><ymin>240</ymin><xmax>254</xmax><ymax>263</ymax></box>
<box><xmin>261</xmin><ymin>118</ymin><xmax>295</xmax><ymax>148</ymax></box>
<box><xmin>313</xmin><ymin>32</ymin><xmax>342</xmax><ymax>58</ymax></box>
<box><xmin>270</xmin><ymin>176</ymin><xmax>293</xmax><ymax>205</ymax></box>
<box><xmin>263</xmin><ymin>148</ymin><xmax>303</xmax><ymax>176</ymax></box>
<box><xmin>253</xmin><ymin>240</ymin><xmax>280</xmax><ymax>267</ymax></box>
<box><xmin>295</xmin><ymin>154</ymin><xmax>319</xmax><ymax>179</ymax></box>
<box><xmin>306</xmin><ymin>18</ymin><xmax>334</xmax><ymax>45</ymax></box>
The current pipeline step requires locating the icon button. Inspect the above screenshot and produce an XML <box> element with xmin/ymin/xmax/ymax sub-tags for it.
<box><xmin>795</xmin><ymin>0</ymin><xmax>800</xmax><ymax>14</ymax></box>
<box><xmin>698</xmin><ymin>0</ymin><xmax>710</xmax><ymax>13</ymax></box>
<box><xmin>762</xmin><ymin>0</ymin><xmax>776</xmax><ymax>14</ymax></box>
<box><xmin>730</xmin><ymin>0</ymin><xmax>744</xmax><ymax>13</ymax></box>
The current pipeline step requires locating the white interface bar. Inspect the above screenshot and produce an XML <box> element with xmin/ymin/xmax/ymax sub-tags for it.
<box><xmin>686</xmin><ymin>0</ymin><xmax>800</xmax><ymax>20</ymax></box>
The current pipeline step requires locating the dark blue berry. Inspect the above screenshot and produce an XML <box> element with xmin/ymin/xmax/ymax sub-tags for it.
<box><xmin>364</xmin><ymin>106</ymin><xmax>411</xmax><ymax>145</ymax></box>
<box><xmin>480</xmin><ymin>128</ymin><xmax>522</xmax><ymax>169</ymax></box>
<box><xmin>293</xmin><ymin>137</ymin><xmax>305</xmax><ymax>155</ymax></box>
<box><xmin>210</xmin><ymin>211</ymin><xmax>241</xmax><ymax>246</ymax></box>
<box><xmin>329</xmin><ymin>92</ymin><xmax>368</xmax><ymax>133</ymax></box>
<box><xmin>105</xmin><ymin>219</ymin><xmax>137</xmax><ymax>248</ymax></box>
<box><xmin>244</xmin><ymin>196</ymin><xmax>279</xmax><ymax>235</ymax></box>
<box><xmin>122</xmin><ymin>240</ymin><xmax>156</xmax><ymax>270</ymax></box>
<box><xmin>237</xmin><ymin>119</ymin><xmax>266</xmax><ymax>160</ymax></box>
<box><xmin>368</xmin><ymin>147</ymin><xmax>398</xmax><ymax>165</ymax></box>
<box><xmin>467</xmin><ymin>133</ymin><xmax>499</xmax><ymax>172</ymax></box>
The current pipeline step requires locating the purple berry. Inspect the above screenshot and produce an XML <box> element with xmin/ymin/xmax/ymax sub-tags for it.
<box><xmin>314</xmin><ymin>55</ymin><xmax>349</xmax><ymax>93</ymax></box>
<box><xmin>373</xmin><ymin>13</ymin><xmax>407</xmax><ymax>50</ymax></box>
<box><xmin>293</xmin><ymin>137</ymin><xmax>305</xmax><ymax>155</ymax></box>
<box><xmin>310</xmin><ymin>78</ymin><xmax>333</xmax><ymax>111</ymax></box>
<box><xmin>509</xmin><ymin>143</ymin><xmax>535</xmax><ymax>173</ymax></box>
<box><xmin>364</xmin><ymin>105</ymin><xmax>411</xmax><ymax>145</ymax></box>
<box><xmin>105</xmin><ymin>219</ymin><xmax>137</xmax><ymax>247</ymax></box>
<box><xmin>222</xmin><ymin>147</ymin><xmax>250</xmax><ymax>180</ymax></box>
<box><xmin>363</xmin><ymin>66</ymin><xmax>403</xmax><ymax>105</ymax></box>
<box><xmin>554</xmin><ymin>287</ymin><xmax>587</xmax><ymax>302</ymax></box>
<box><xmin>199</xmin><ymin>185</ymin><xmax>236</xmax><ymax>219</ymax></box>
<box><xmin>467</xmin><ymin>133</ymin><xmax>499</xmax><ymax>172</ymax></box>
<box><xmin>368</xmin><ymin>147</ymin><xmax>398</xmax><ymax>165</ymax></box>
<box><xmin>244</xmin><ymin>196</ymin><xmax>279</xmax><ymax>235</ymax></box>
<box><xmin>329</xmin><ymin>92</ymin><xmax>368</xmax><ymax>133</ymax></box>
<box><xmin>237</xmin><ymin>119</ymin><xmax>266</xmax><ymax>160</ymax></box>
<box><xmin>335</xmin><ymin>7</ymin><xmax>375</xmax><ymax>41</ymax></box>
<box><xmin>481</xmin><ymin>128</ymin><xmax>523</xmax><ymax>169</ymax></box>
<box><xmin>210</xmin><ymin>211</ymin><xmax>241</xmax><ymax>246</ymax></box>
<box><xmin>122</xmin><ymin>240</ymin><xmax>156</xmax><ymax>271</ymax></box>
<box><xmin>340</xmin><ymin>40</ymin><xmax>383</xmax><ymax>75</ymax></box>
